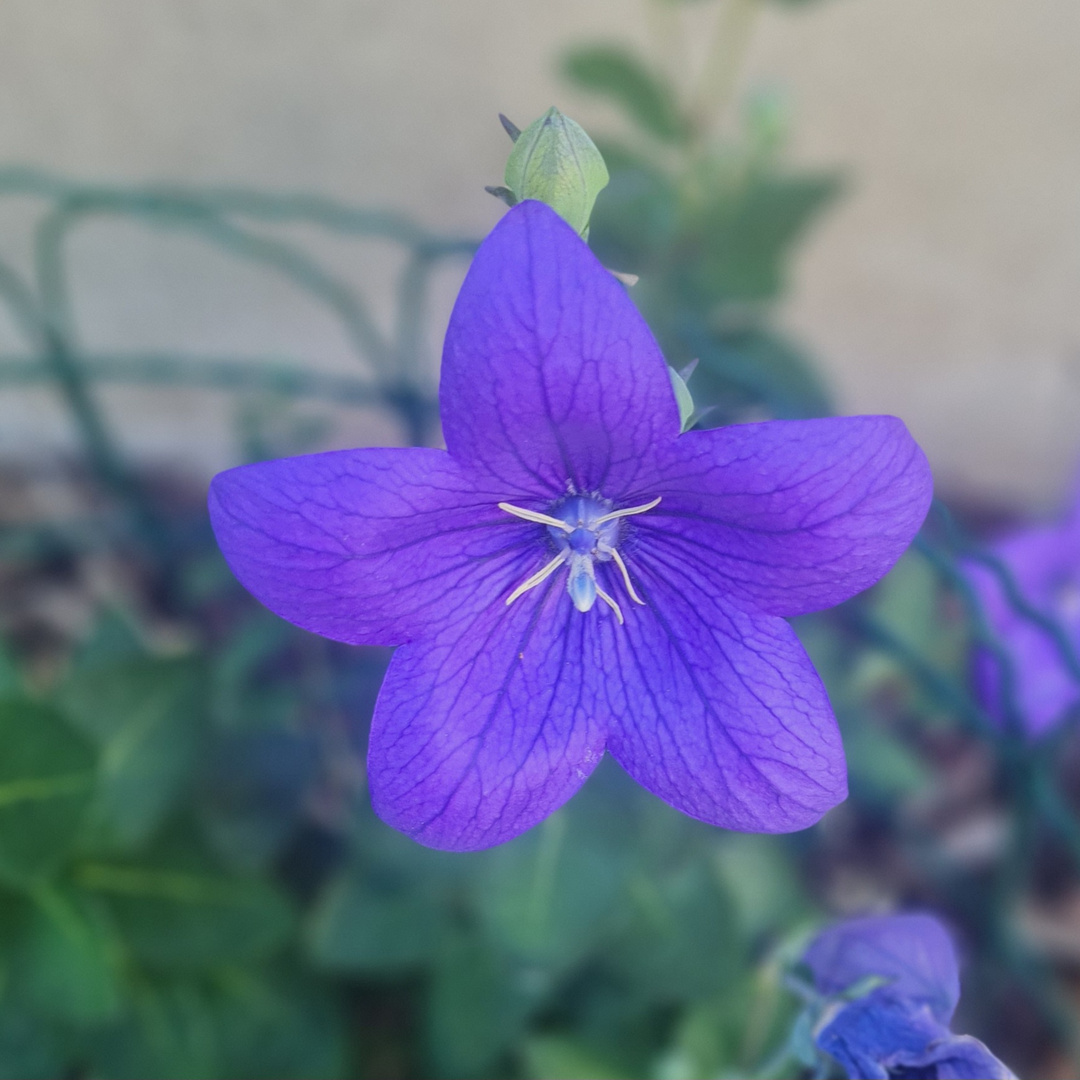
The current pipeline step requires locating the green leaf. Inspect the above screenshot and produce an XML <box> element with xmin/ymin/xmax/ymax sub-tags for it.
<box><xmin>504</xmin><ymin>106</ymin><xmax>610</xmax><ymax>237</ymax></box>
<box><xmin>0</xmin><ymin>643</ymin><xmax>22</xmax><ymax>697</ymax></box>
<box><xmin>714</xmin><ymin>834</ymin><xmax>811</xmax><ymax>939</ymax></box>
<box><xmin>586</xmin><ymin>139</ymin><xmax>679</xmax><ymax>272</ymax></box>
<box><xmin>474</xmin><ymin>798</ymin><xmax>632</xmax><ymax>969</ymax></box>
<box><xmin>89</xmin><ymin>971</ymin><xmax>345</xmax><ymax>1080</ymax></box>
<box><xmin>12</xmin><ymin>884</ymin><xmax>124</xmax><ymax>1026</ymax></box>
<box><xmin>841</xmin><ymin>713</ymin><xmax>931</xmax><ymax>802</ymax></box>
<box><xmin>562</xmin><ymin>46</ymin><xmax>689</xmax><ymax>144</ymax></box>
<box><xmin>611</xmin><ymin>861</ymin><xmax>743</xmax><ymax>1002</ymax></box>
<box><xmin>523</xmin><ymin>1036</ymin><xmax>632</xmax><ymax>1080</ymax></box>
<box><xmin>199</xmin><ymin>730</ymin><xmax>315</xmax><ymax>874</ymax></box>
<box><xmin>213</xmin><ymin>971</ymin><xmax>345</xmax><ymax>1080</ymax></box>
<box><xmin>305</xmin><ymin>857</ymin><xmax>446</xmax><ymax>973</ymax></box>
<box><xmin>68</xmin><ymin>609</ymin><xmax>143</xmax><ymax>675</ymax></box>
<box><xmin>426</xmin><ymin>929</ymin><xmax>534</xmax><ymax>1079</ymax></box>
<box><xmin>59</xmin><ymin>658</ymin><xmax>207</xmax><ymax>849</ymax></box>
<box><xmin>0</xmin><ymin>700</ymin><xmax>95</xmax><ymax>883</ymax></box>
<box><xmin>76</xmin><ymin>839</ymin><xmax>293</xmax><ymax>971</ymax></box>
<box><xmin>693</xmin><ymin>172</ymin><xmax>842</xmax><ymax>301</ymax></box>
<box><xmin>671</xmin><ymin>971</ymin><xmax>801</xmax><ymax>1080</ymax></box>
<box><xmin>870</xmin><ymin>552</ymin><xmax>955</xmax><ymax>666</ymax></box>
<box><xmin>208</xmin><ymin>609</ymin><xmax>294</xmax><ymax>729</ymax></box>
<box><xmin>0</xmin><ymin>1006</ymin><xmax>68</xmax><ymax>1080</ymax></box>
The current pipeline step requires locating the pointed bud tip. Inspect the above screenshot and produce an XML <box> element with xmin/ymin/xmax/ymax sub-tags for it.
<box><xmin>498</xmin><ymin>113</ymin><xmax>521</xmax><ymax>143</ymax></box>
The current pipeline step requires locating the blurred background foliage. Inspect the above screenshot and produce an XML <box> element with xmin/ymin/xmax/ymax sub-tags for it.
<box><xmin>0</xmin><ymin>0</ymin><xmax>1077</xmax><ymax>1077</ymax></box>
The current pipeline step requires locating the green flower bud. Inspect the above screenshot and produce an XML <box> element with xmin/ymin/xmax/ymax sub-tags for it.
<box><xmin>503</xmin><ymin>106</ymin><xmax>609</xmax><ymax>237</ymax></box>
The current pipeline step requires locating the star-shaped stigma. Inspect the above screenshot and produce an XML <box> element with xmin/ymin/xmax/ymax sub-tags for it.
<box><xmin>499</xmin><ymin>495</ymin><xmax>661</xmax><ymax>622</ymax></box>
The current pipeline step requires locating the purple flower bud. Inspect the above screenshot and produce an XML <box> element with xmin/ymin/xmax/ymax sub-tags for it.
<box><xmin>966</xmin><ymin>477</ymin><xmax>1080</xmax><ymax>737</ymax></box>
<box><xmin>804</xmin><ymin>914</ymin><xmax>1017</xmax><ymax>1079</ymax></box>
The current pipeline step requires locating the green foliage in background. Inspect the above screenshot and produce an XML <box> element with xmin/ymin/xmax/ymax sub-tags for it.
<box><xmin>562</xmin><ymin>36</ymin><xmax>841</xmax><ymax>422</ymax></box>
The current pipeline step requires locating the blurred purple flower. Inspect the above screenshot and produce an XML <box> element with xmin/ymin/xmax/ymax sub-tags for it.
<box><xmin>967</xmin><ymin>478</ymin><xmax>1080</xmax><ymax>737</ymax></box>
<box><xmin>804</xmin><ymin>914</ymin><xmax>1016</xmax><ymax>1079</ymax></box>
<box><xmin>209</xmin><ymin>201</ymin><xmax>932</xmax><ymax>851</ymax></box>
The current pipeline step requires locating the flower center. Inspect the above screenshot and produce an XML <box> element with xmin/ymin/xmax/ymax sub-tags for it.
<box><xmin>497</xmin><ymin>494</ymin><xmax>660</xmax><ymax>624</ymax></box>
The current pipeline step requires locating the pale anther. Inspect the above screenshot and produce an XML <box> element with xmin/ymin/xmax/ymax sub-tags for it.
<box><xmin>607</xmin><ymin>546</ymin><xmax>645</xmax><ymax>605</ymax></box>
<box><xmin>505</xmin><ymin>554</ymin><xmax>565</xmax><ymax>606</ymax></box>
<box><xmin>498</xmin><ymin>502</ymin><xmax>572</xmax><ymax>532</ymax></box>
<box><xmin>594</xmin><ymin>584</ymin><xmax>625</xmax><ymax>625</ymax></box>
<box><xmin>592</xmin><ymin>496</ymin><xmax>662</xmax><ymax>527</ymax></box>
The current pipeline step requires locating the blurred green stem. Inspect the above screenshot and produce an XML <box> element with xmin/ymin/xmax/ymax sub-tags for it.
<box><xmin>688</xmin><ymin>0</ymin><xmax>761</xmax><ymax>147</ymax></box>
<box><xmin>35</xmin><ymin>205</ymin><xmax>171</xmax><ymax>567</ymax></box>
<box><xmin>526</xmin><ymin>811</ymin><xmax>568</xmax><ymax>942</ymax></box>
<box><xmin>646</xmin><ymin>0</ymin><xmax>685</xmax><ymax>88</ymax></box>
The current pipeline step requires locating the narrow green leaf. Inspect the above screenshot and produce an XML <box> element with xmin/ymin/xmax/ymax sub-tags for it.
<box><xmin>474</xmin><ymin>799</ymin><xmax>632</xmax><ymax>968</ymax></box>
<box><xmin>523</xmin><ymin>1036</ymin><xmax>632</xmax><ymax>1080</ymax></box>
<box><xmin>77</xmin><ymin>838</ymin><xmax>293</xmax><ymax>971</ymax></box>
<box><xmin>694</xmin><ymin>172</ymin><xmax>843</xmax><ymax>301</ymax></box>
<box><xmin>427</xmin><ymin>929</ymin><xmax>534</xmax><ymax>1078</ymax></box>
<box><xmin>0</xmin><ymin>700</ymin><xmax>95</xmax><ymax>883</ymax></box>
<box><xmin>0</xmin><ymin>1006</ymin><xmax>67</xmax><ymax>1079</ymax></box>
<box><xmin>305</xmin><ymin>858</ymin><xmax>446</xmax><ymax>973</ymax></box>
<box><xmin>611</xmin><ymin>861</ymin><xmax>743</xmax><ymax>1001</ymax></box>
<box><xmin>13</xmin><ymin>884</ymin><xmax>124</xmax><ymax>1026</ymax></box>
<box><xmin>562</xmin><ymin>46</ymin><xmax>689</xmax><ymax>144</ymax></box>
<box><xmin>59</xmin><ymin>657</ymin><xmax>207</xmax><ymax>849</ymax></box>
<box><xmin>0</xmin><ymin>642</ymin><xmax>22</xmax><ymax>697</ymax></box>
<box><xmin>88</xmin><ymin>971</ymin><xmax>345</xmax><ymax>1080</ymax></box>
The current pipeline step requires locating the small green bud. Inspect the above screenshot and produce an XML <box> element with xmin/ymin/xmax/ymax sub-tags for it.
<box><xmin>503</xmin><ymin>106</ymin><xmax>609</xmax><ymax>237</ymax></box>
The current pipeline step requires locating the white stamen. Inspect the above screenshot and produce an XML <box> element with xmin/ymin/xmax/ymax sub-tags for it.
<box><xmin>505</xmin><ymin>554</ymin><xmax>566</xmax><ymax>606</ymax></box>
<box><xmin>498</xmin><ymin>502</ymin><xmax>572</xmax><ymax>532</ymax></box>
<box><xmin>594</xmin><ymin>584</ymin><xmax>625</xmax><ymax>625</ymax></box>
<box><xmin>605</xmin><ymin>546</ymin><xmax>645</xmax><ymax>605</ymax></box>
<box><xmin>499</xmin><ymin>493</ymin><xmax>660</xmax><ymax>627</ymax></box>
<box><xmin>591</xmin><ymin>495</ymin><xmax>662</xmax><ymax>527</ymax></box>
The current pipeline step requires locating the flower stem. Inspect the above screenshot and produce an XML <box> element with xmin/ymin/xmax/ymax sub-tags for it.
<box><xmin>687</xmin><ymin>0</ymin><xmax>762</xmax><ymax>147</ymax></box>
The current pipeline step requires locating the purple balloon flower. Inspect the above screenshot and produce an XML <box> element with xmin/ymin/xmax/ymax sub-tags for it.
<box><xmin>967</xmin><ymin>476</ymin><xmax>1080</xmax><ymax>737</ymax></box>
<box><xmin>804</xmin><ymin>914</ymin><xmax>1016</xmax><ymax>1080</ymax></box>
<box><xmin>209</xmin><ymin>201</ymin><xmax>932</xmax><ymax>851</ymax></box>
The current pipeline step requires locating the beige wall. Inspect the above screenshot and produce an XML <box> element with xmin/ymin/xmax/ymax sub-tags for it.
<box><xmin>0</xmin><ymin>0</ymin><xmax>1077</xmax><ymax>509</ymax></box>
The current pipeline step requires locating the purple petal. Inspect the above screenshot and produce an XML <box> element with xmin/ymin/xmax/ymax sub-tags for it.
<box><xmin>598</xmin><ymin>548</ymin><xmax>847</xmax><ymax>832</ymax></box>
<box><xmin>967</xmin><ymin>518</ymin><xmax>1080</xmax><ymax>737</ymax></box>
<box><xmin>804</xmin><ymin>914</ymin><xmax>960</xmax><ymax>1024</ymax></box>
<box><xmin>971</xmin><ymin>625</ymin><xmax>1080</xmax><ymax>738</ymax></box>
<box><xmin>439</xmin><ymin>200</ymin><xmax>680</xmax><ymax>498</ymax></box>
<box><xmin>814</xmin><ymin>995</ymin><xmax>946</xmax><ymax>1080</ymax></box>
<box><xmin>209</xmin><ymin>447</ymin><xmax>527</xmax><ymax>646</ymax></box>
<box><xmin>641</xmin><ymin>416</ymin><xmax>932</xmax><ymax>618</ymax></box>
<box><xmin>368</xmin><ymin>575</ymin><xmax>608</xmax><ymax>851</ymax></box>
<box><xmin>816</xmin><ymin>996</ymin><xmax>1017</xmax><ymax>1080</ymax></box>
<box><xmin>909</xmin><ymin>1035</ymin><xmax>1018</xmax><ymax>1079</ymax></box>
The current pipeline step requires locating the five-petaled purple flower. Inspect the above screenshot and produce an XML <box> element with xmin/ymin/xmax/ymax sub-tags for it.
<box><xmin>804</xmin><ymin>913</ymin><xmax>1016</xmax><ymax>1079</ymax></box>
<box><xmin>967</xmin><ymin>473</ymin><xmax>1080</xmax><ymax>738</ymax></box>
<box><xmin>209</xmin><ymin>201</ymin><xmax>932</xmax><ymax>851</ymax></box>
